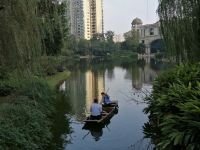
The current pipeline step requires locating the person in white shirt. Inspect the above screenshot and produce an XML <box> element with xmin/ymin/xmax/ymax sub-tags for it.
<box><xmin>90</xmin><ymin>98</ymin><xmax>102</xmax><ymax>120</ymax></box>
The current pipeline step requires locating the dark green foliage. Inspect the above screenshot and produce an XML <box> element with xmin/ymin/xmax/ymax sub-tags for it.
<box><xmin>122</xmin><ymin>30</ymin><xmax>139</xmax><ymax>52</ymax></box>
<box><xmin>155</xmin><ymin>53</ymin><xmax>164</xmax><ymax>60</ymax></box>
<box><xmin>137</xmin><ymin>43</ymin><xmax>146</xmax><ymax>54</ymax></box>
<box><xmin>0</xmin><ymin>67</ymin><xmax>15</xmax><ymax>96</ymax></box>
<box><xmin>0</xmin><ymin>0</ymin><xmax>70</xmax><ymax>149</ymax></box>
<box><xmin>0</xmin><ymin>0</ymin><xmax>41</xmax><ymax>69</ymax></box>
<box><xmin>0</xmin><ymin>0</ymin><xmax>70</xmax><ymax>71</ymax></box>
<box><xmin>0</xmin><ymin>82</ymin><xmax>14</xmax><ymax>96</ymax></box>
<box><xmin>38</xmin><ymin>0</ymin><xmax>69</xmax><ymax>56</ymax></box>
<box><xmin>19</xmin><ymin>77</ymin><xmax>55</xmax><ymax>115</ymax></box>
<box><xmin>0</xmin><ymin>66</ymin><xmax>9</xmax><ymax>80</ymax></box>
<box><xmin>40</xmin><ymin>56</ymin><xmax>68</xmax><ymax>76</ymax></box>
<box><xmin>0</xmin><ymin>99</ymin><xmax>51</xmax><ymax>149</ymax></box>
<box><xmin>77</xmin><ymin>38</ymin><xmax>90</xmax><ymax>54</ymax></box>
<box><xmin>144</xmin><ymin>63</ymin><xmax>200</xmax><ymax>149</ymax></box>
<box><xmin>0</xmin><ymin>77</ymin><xmax>55</xmax><ymax>149</ymax></box>
<box><xmin>74</xmin><ymin>31</ymin><xmax>121</xmax><ymax>56</ymax></box>
<box><xmin>158</xmin><ymin>0</ymin><xmax>200</xmax><ymax>62</ymax></box>
<box><xmin>105</xmin><ymin>31</ymin><xmax>115</xmax><ymax>43</ymax></box>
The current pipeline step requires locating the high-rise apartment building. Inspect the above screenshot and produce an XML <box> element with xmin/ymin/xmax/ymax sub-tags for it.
<box><xmin>67</xmin><ymin>0</ymin><xmax>104</xmax><ymax>40</ymax></box>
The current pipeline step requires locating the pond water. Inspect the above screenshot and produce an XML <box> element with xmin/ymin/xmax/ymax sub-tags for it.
<box><xmin>50</xmin><ymin>59</ymin><xmax>168</xmax><ymax>150</ymax></box>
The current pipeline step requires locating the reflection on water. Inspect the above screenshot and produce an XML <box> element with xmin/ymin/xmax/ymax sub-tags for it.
<box><xmin>85</xmin><ymin>70</ymin><xmax>105</xmax><ymax>112</ymax></box>
<box><xmin>82</xmin><ymin>108</ymin><xmax>118</xmax><ymax>142</ymax></box>
<box><xmin>59</xmin><ymin>81</ymin><xmax>66</xmax><ymax>91</ymax></box>
<box><xmin>82</xmin><ymin>120</ymin><xmax>109</xmax><ymax>142</ymax></box>
<box><xmin>49</xmin><ymin>93</ymin><xmax>72</xmax><ymax>150</ymax></box>
<box><xmin>63</xmin><ymin>69</ymin><xmax>105</xmax><ymax>121</ymax></box>
<box><xmin>125</xmin><ymin>60</ymin><xmax>158</xmax><ymax>90</ymax></box>
<box><xmin>51</xmin><ymin>58</ymin><xmax>169</xmax><ymax>150</ymax></box>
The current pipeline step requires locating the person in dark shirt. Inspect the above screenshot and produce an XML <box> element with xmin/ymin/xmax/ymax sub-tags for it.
<box><xmin>101</xmin><ymin>92</ymin><xmax>112</xmax><ymax>107</ymax></box>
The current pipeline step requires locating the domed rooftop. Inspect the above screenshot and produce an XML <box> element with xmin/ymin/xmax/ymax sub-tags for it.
<box><xmin>131</xmin><ymin>18</ymin><xmax>143</xmax><ymax>26</ymax></box>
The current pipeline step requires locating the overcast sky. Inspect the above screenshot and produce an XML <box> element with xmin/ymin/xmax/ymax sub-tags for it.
<box><xmin>104</xmin><ymin>0</ymin><xmax>159</xmax><ymax>35</ymax></box>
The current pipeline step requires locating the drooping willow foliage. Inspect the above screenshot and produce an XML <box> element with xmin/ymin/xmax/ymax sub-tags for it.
<box><xmin>0</xmin><ymin>0</ymin><xmax>69</xmax><ymax>71</ymax></box>
<box><xmin>158</xmin><ymin>0</ymin><xmax>200</xmax><ymax>62</ymax></box>
<box><xmin>0</xmin><ymin>1</ymin><xmax>70</xmax><ymax>148</ymax></box>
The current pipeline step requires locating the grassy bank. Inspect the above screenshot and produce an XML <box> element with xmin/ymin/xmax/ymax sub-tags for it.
<box><xmin>40</xmin><ymin>55</ymin><xmax>79</xmax><ymax>75</ymax></box>
<box><xmin>46</xmin><ymin>71</ymin><xmax>71</xmax><ymax>89</ymax></box>
<box><xmin>0</xmin><ymin>77</ymin><xmax>55</xmax><ymax>149</ymax></box>
<box><xmin>0</xmin><ymin>66</ymin><xmax>71</xmax><ymax>149</ymax></box>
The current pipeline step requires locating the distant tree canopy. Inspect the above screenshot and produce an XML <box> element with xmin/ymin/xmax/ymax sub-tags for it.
<box><xmin>74</xmin><ymin>30</ymin><xmax>120</xmax><ymax>56</ymax></box>
<box><xmin>122</xmin><ymin>30</ymin><xmax>139</xmax><ymax>51</ymax></box>
<box><xmin>137</xmin><ymin>43</ymin><xmax>146</xmax><ymax>54</ymax></box>
<box><xmin>105</xmin><ymin>30</ymin><xmax>115</xmax><ymax>43</ymax></box>
<box><xmin>158</xmin><ymin>0</ymin><xmax>200</xmax><ymax>62</ymax></box>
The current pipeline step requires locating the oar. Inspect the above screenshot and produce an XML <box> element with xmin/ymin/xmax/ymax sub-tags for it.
<box><xmin>105</xmin><ymin>88</ymin><xmax>110</xmax><ymax>94</ymax></box>
<box><xmin>82</xmin><ymin>131</ymin><xmax>90</xmax><ymax>140</ymax></box>
<box><xmin>105</xmin><ymin>124</ymin><xmax>111</xmax><ymax>132</ymax></box>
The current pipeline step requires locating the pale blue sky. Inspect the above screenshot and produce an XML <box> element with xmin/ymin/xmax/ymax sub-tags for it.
<box><xmin>104</xmin><ymin>0</ymin><xmax>159</xmax><ymax>35</ymax></box>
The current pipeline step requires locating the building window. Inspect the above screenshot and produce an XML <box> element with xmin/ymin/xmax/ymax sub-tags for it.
<box><xmin>150</xmin><ymin>28</ymin><xmax>154</xmax><ymax>35</ymax></box>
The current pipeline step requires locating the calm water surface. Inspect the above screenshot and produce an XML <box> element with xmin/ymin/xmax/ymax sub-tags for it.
<box><xmin>52</xmin><ymin>59</ymin><xmax>168</xmax><ymax>150</ymax></box>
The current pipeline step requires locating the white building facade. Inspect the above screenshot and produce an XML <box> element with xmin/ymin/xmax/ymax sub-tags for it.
<box><xmin>124</xmin><ymin>20</ymin><xmax>162</xmax><ymax>55</ymax></box>
<box><xmin>132</xmin><ymin>22</ymin><xmax>161</xmax><ymax>54</ymax></box>
<box><xmin>68</xmin><ymin>0</ymin><xmax>104</xmax><ymax>40</ymax></box>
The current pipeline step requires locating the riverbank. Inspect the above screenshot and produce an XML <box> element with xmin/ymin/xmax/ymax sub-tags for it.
<box><xmin>109</xmin><ymin>51</ymin><xmax>138</xmax><ymax>60</ymax></box>
<box><xmin>46</xmin><ymin>71</ymin><xmax>71</xmax><ymax>89</ymax></box>
<box><xmin>0</xmin><ymin>65</ymin><xmax>71</xmax><ymax>149</ymax></box>
<box><xmin>79</xmin><ymin>51</ymin><xmax>138</xmax><ymax>60</ymax></box>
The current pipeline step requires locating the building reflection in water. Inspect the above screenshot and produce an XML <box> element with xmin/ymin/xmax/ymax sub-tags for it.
<box><xmin>85</xmin><ymin>70</ymin><xmax>105</xmax><ymax>112</ymax></box>
<box><xmin>59</xmin><ymin>81</ymin><xmax>66</xmax><ymax>91</ymax></box>
<box><xmin>125</xmin><ymin>59</ymin><xmax>158</xmax><ymax>91</ymax></box>
<box><xmin>64</xmin><ymin>59</ymin><xmax>163</xmax><ymax>121</ymax></box>
<box><xmin>65</xmin><ymin>69</ymin><xmax>105</xmax><ymax>121</ymax></box>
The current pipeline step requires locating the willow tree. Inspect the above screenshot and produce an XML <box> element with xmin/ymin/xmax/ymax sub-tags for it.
<box><xmin>158</xmin><ymin>0</ymin><xmax>200</xmax><ymax>62</ymax></box>
<box><xmin>0</xmin><ymin>0</ymin><xmax>42</xmax><ymax>71</ymax></box>
<box><xmin>38</xmin><ymin>0</ymin><xmax>69</xmax><ymax>56</ymax></box>
<box><xmin>0</xmin><ymin>0</ymin><xmax>69</xmax><ymax>73</ymax></box>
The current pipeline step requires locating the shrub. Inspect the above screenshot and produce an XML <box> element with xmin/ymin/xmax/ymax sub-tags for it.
<box><xmin>0</xmin><ymin>96</ymin><xmax>52</xmax><ymax>149</ymax></box>
<box><xmin>144</xmin><ymin>63</ymin><xmax>200</xmax><ymax>149</ymax></box>
<box><xmin>0</xmin><ymin>77</ymin><xmax>55</xmax><ymax>149</ymax></box>
<box><xmin>0</xmin><ymin>82</ymin><xmax>14</xmax><ymax>96</ymax></box>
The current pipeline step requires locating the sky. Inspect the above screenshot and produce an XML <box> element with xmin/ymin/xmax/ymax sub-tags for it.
<box><xmin>104</xmin><ymin>0</ymin><xmax>159</xmax><ymax>35</ymax></box>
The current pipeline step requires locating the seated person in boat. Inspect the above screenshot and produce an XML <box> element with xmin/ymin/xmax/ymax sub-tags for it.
<box><xmin>90</xmin><ymin>98</ymin><xmax>102</xmax><ymax>120</ymax></box>
<box><xmin>101</xmin><ymin>92</ymin><xmax>112</xmax><ymax>107</ymax></box>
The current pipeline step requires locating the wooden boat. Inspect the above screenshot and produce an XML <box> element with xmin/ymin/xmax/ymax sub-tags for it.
<box><xmin>83</xmin><ymin>101</ymin><xmax>118</xmax><ymax>124</ymax></box>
